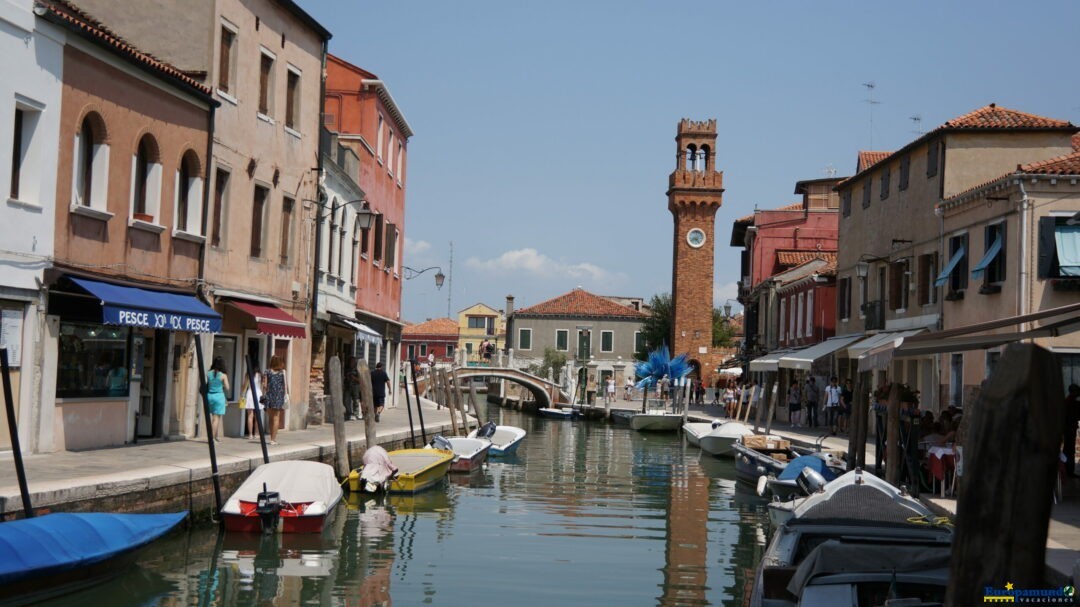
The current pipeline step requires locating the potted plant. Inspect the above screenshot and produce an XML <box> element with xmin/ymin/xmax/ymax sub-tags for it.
<box><xmin>132</xmin><ymin>212</ymin><xmax>154</xmax><ymax>223</ymax></box>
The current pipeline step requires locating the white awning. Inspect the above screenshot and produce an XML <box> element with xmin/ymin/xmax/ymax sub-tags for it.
<box><xmin>349</xmin><ymin>319</ymin><xmax>383</xmax><ymax>345</ymax></box>
<box><xmin>778</xmin><ymin>335</ymin><xmax>868</xmax><ymax>371</ymax></box>
<box><xmin>889</xmin><ymin>302</ymin><xmax>1080</xmax><ymax>357</ymax></box>
<box><xmin>854</xmin><ymin>329</ymin><xmax>927</xmax><ymax>372</ymax></box>
<box><xmin>748</xmin><ymin>349</ymin><xmax>796</xmax><ymax>372</ymax></box>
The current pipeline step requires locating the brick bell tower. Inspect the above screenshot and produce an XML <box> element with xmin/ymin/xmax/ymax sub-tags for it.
<box><xmin>668</xmin><ymin>119</ymin><xmax>723</xmax><ymax>373</ymax></box>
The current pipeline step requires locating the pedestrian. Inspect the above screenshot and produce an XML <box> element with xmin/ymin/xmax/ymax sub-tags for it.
<box><xmin>804</xmin><ymin>377</ymin><xmax>820</xmax><ymax>428</ymax></box>
<box><xmin>370</xmin><ymin>361</ymin><xmax>390</xmax><ymax>422</ymax></box>
<box><xmin>605</xmin><ymin>375</ymin><xmax>616</xmax><ymax>404</ymax></box>
<box><xmin>1065</xmin><ymin>384</ymin><xmax>1080</xmax><ymax>476</ymax></box>
<box><xmin>840</xmin><ymin>378</ymin><xmax>854</xmax><ymax>434</ymax></box>
<box><xmin>658</xmin><ymin>375</ymin><xmax>669</xmax><ymax>402</ymax></box>
<box><xmin>787</xmin><ymin>381</ymin><xmax>803</xmax><ymax>427</ymax></box>
<box><xmin>205</xmin><ymin>356</ymin><xmax>229</xmax><ymax>443</ymax></box>
<box><xmin>723</xmin><ymin>386</ymin><xmax>735</xmax><ymax>416</ymax></box>
<box><xmin>240</xmin><ymin>369</ymin><xmax>262</xmax><ymax>438</ymax></box>
<box><xmin>713</xmin><ymin>378</ymin><xmax>722</xmax><ymax>406</ymax></box>
<box><xmin>695</xmin><ymin>379</ymin><xmax>706</xmax><ymax>406</ymax></box>
<box><xmin>624</xmin><ymin>375</ymin><xmax>634</xmax><ymax>400</ymax></box>
<box><xmin>427</xmin><ymin>351</ymin><xmax>436</xmax><ymax>371</ymax></box>
<box><xmin>480</xmin><ymin>339</ymin><xmax>492</xmax><ymax>364</ymax></box>
<box><xmin>586</xmin><ymin>374</ymin><xmax>597</xmax><ymax>405</ymax></box>
<box><xmin>749</xmin><ymin>380</ymin><xmax>762</xmax><ymax>419</ymax></box>
<box><xmin>344</xmin><ymin>356</ymin><xmax>361</xmax><ymax>421</ymax></box>
<box><xmin>824</xmin><ymin>376</ymin><xmax>842</xmax><ymax>435</ymax></box>
<box><xmin>263</xmin><ymin>356</ymin><xmax>289</xmax><ymax>445</ymax></box>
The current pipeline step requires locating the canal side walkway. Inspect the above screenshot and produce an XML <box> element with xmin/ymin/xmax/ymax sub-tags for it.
<box><xmin>0</xmin><ymin>396</ymin><xmax>460</xmax><ymax>519</ymax></box>
<box><xmin>682</xmin><ymin>402</ymin><xmax>1080</xmax><ymax>585</ymax></box>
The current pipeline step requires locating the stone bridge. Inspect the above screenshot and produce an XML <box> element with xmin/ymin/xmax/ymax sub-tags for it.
<box><xmin>416</xmin><ymin>366</ymin><xmax>570</xmax><ymax>409</ymax></box>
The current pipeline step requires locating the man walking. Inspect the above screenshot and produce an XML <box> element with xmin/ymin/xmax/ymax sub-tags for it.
<box><xmin>370</xmin><ymin>361</ymin><xmax>390</xmax><ymax>422</ymax></box>
<box><xmin>824</xmin><ymin>376</ymin><xmax>842</xmax><ymax>435</ymax></box>
<box><xmin>805</xmin><ymin>377</ymin><xmax>820</xmax><ymax>429</ymax></box>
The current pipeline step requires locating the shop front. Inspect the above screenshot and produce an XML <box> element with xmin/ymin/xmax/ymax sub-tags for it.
<box><xmin>211</xmin><ymin>294</ymin><xmax>307</xmax><ymax>436</ymax></box>
<box><xmin>355</xmin><ymin>311</ymin><xmax>401</xmax><ymax>408</ymax></box>
<box><xmin>44</xmin><ymin>275</ymin><xmax>221</xmax><ymax>451</ymax></box>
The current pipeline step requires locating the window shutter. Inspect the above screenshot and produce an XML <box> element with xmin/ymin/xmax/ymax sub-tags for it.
<box><xmin>1037</xmin><ymin>216</ymin><xmax>1057</xmax><ymax>278</ymax></box>
<box><xmin>889</xmin><ymin>263</ymin><xmax>901</xmax><ymax>310</ymax></box>
<box><xmin>917</xmin><ymin>255</ymin><xmax>929</xmax><ymax>306</ymax></box>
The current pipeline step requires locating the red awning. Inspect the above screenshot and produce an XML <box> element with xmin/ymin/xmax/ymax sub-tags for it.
<box><xmin>227</xmin><ymin>300</ymin><xmax>307</xmax><ymax>339</ymax></box>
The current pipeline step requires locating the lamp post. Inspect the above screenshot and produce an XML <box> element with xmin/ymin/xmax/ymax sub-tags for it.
<box><xmin>402</xmin><ymin>265</ymin><xmax>446</xmax><ymax>290</ymax></box>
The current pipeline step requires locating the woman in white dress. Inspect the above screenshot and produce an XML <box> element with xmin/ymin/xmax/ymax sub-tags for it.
<box><xmin>240</xmin><ymin>371</ymin><xmax>262</xmax><ymax>438</ymax></box>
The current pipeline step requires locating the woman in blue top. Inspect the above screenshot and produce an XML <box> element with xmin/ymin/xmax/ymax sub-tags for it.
<box><xmin>207</xmin><ymin>356</ymin><xmax>230</xmax><ymax>443</ymax></box>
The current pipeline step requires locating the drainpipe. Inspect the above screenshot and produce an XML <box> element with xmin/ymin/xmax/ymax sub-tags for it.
<box><xmin>199</xmin><ymin>105</ymin><xmax>215</xmax><ymax>287</ymax></box>
<box><xmin>311</xmin><ymin>39</ymin><xmax>329</xmax><ymax>328</ymax></box>
<box><xmin>1018</xmin><ymin>178</ymin><xmax>1031</xmax><ymax>333</ymax></box>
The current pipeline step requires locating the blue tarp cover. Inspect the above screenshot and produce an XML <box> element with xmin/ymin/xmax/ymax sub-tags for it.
<box><xmin>778</xmin><ymin>455</ymin><xmax>838</xmax><ymax>482</ymax></box>
<box><xmin>70</xmin><ymin>277</ymin><xmax>221</xmax><ymax>333</ymax></box>
<box><xmin>0</xmin><ymin>511</ymin><xmax>187</xmax><ymax>584</ymax></box>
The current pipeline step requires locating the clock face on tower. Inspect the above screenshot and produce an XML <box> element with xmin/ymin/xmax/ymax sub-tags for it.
<box><xmin>686</xmin><ymin>228</ymin><xmax>706</xmax><ymax>249</ymax></box>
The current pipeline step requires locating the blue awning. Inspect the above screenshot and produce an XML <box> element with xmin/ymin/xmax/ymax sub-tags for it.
<box><xmin>70</xmin><ymin>277</ymin><xmax>221</xmax><ymax>333</ymax></box>
<box><xmin>934</xmin><ymin>245</ymin><xmax>966</xmax><ymax>287</ymax></box>
<box><xmin>971</xmin><ymin>235</ymin><xmax>1002</xmax><ymax>280</ymax></box>
<box><xmin>1055</xmin><ymin>225</ymin><xmax>1080</xmax><ymax>277</ymax></box>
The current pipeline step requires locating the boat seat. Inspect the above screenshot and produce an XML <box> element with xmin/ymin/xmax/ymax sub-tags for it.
<box><xmin>761</xmin><ymin>566</ymin><xmax>798</xmax><ymax>601</ymax></box>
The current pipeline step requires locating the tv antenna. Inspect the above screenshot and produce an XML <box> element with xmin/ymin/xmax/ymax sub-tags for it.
<box><xmin>910</xmin><ymin>114</ymin><xmax>924</xmax><ymax>135</ymax></box>
<box><xmin>824</xmin><ymin>163</ymin><xmax>837</xmax><ymax>178</ymax></box>
<box><xmin>862</xmin><ymin>82</ymin><xmax>880</xmax><ymax>149</ymax></box>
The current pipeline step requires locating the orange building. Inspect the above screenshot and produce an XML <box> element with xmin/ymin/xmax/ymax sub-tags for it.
<box><xmin>324</xmin><ymin>54</ymin><xmax>413</xmax><ymax>384</ymax></box>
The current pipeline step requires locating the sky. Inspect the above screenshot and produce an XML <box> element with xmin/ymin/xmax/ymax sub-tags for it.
<box><xmin>300</xmin><ymin>1</ymin><xmax>1080</xmax><ymax>325</ymax></box>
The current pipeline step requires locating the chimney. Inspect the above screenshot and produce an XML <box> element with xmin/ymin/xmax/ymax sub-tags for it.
<box><xmin>505</xmin><ymin>295</ymin><xmax>515</xmax><ymax>350</ymax></box>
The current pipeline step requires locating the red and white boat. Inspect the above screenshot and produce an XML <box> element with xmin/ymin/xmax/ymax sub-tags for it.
<box><xmin>222</xmin><ymin>460</ymin><xmax>343</xmax><ymax>534</ymax></box>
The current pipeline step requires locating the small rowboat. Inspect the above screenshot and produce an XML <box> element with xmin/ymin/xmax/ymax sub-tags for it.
<box><xmin>538</xmin><ymin>407</ymin><xmax>574</xmax><ymax>419</ymax></box>
<box><xmin>630</xmin><ymin>410</ymin><xmax>683</xmax><ymax>431</ymax></box>
<box><xmin>386</xmin><ymin>448</ymin><xmax>454</xmax><ymax>493</ymax></box>
<box><xmin>468</xmin><ymin>422</ymin><xmax>526</xmax><ymax>456</ymax></box>
<box><xmin>427</xmin><ymin>435</ymin><xmax>491</xmax><ymax>473</ymax></box>
<box><xmin>222</xmin><ymin>460</ymin><xmax>343</xmax><ymax>534</ymax></box>
<box><xmin>0</xmin><ymin>511</ymin><xmax>187</xmax><ymax>605</ymax></box>
<box><xmin>698</xmin><ymin>421</ymin><xmax>755</xmax><ymax>458</ymax></box>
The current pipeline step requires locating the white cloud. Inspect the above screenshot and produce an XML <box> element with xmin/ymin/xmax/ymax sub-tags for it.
<box><xmin>404</xmin><ymin>238</ymin><xmax>431</xmax><ymax>256</ymax></box>
<box><xmin>466</xmin><ymin>248</ymin><xmax>614</xmax><ymax>282</ymax></box>
<box><xmin>714</xmin><ymin>281</ymin><xmax>741</xmax><ymax>313</ymax></box>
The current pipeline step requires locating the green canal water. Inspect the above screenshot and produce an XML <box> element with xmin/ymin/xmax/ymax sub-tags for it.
<box><xmin>45</xmin><ymin>411</ymin><xmax>772</xmax><ymax>606</ymax></box>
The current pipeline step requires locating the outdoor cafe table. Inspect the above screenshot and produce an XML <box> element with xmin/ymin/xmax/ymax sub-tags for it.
<box><xmin>927</xmin><ymin>445</ymin><xmax>956</xmax><ymax>497</ymax></box>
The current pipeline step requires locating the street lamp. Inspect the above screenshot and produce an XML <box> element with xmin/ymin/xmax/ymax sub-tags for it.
<box><xmin>402</xmin><ymin>265</ymin><xmax>446</xmax><ymax>290</ymax></box>
<box><xmin>721</xmin><ymin>298</ymin><xmax>740</xmax><ymax>319</ymax></box>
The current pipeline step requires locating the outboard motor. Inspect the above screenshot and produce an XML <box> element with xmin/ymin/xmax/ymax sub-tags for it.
<box><xmin>477</xmin><ymin>421</ymin><xmax>497</xmax><ymax>439</ymax></box>
<box><xmin>796</xmin><ymin>467</ymin><xmax>828</xmax><ymax>495</ymax></box>
<box><xmin>255</xmin><ymin>482</ymin><xmax>281</xmax><ymax>534</ymax></box>
<box><xmin>431</xmin><ymin>435</ymin><xmax>453</xmax><ymax>451</ymax></box>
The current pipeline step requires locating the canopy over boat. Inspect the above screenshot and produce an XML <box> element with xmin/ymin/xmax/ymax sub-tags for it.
<box><xmin>229</xmin><ymin>461</ymin><xmax>341</xmax><ymax>505</ymax></box>
<box><xmin>777</xmin><ymin>455</ymin><xmax>838</xmax><ymax>482</ymax></box>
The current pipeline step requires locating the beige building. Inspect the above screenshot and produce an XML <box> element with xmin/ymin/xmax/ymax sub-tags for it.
<box><xmin>933</xmin><ymin>151</ymin><xmax>1080</xmax><ymax>404</ymax></box>
<box><xmin>835</xmin><ymin>104</ymin><xmax>1077</xmax><ymax>411</ymax></box>
<box><xmin>457</xmin><ymin>302</ymin><xmax>505</xmax><ymax>364</ymax></box>
<box><xmin>68</xmin><ymin>0</ymin><xmax>331</xmax><ymax>435</ymax></box>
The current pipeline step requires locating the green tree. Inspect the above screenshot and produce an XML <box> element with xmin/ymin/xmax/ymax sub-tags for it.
<box><xmin>527</xmin><ymin>347</ymin><xmax>567</xmax><ymax>379</ymax></box>
<box><xmin>638</xmin><ymin>293</ymin><xmax>672</xmax><ymax>360</ymax></box>
<box><xmin>713</xmin><ymin>308</ymin><xmax>735</xmax><ymax>347</ymax></box>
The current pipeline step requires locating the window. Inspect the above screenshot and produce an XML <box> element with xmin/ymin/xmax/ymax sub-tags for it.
<box><xmin>974</xmin><ymin>222</ymin><xmax>1006</xmax><ymax>286</ymax></box>
<box><xmin>326</xmin><ymin>200</ymin><xmax>338</xmax><ymax>274</ymax></box>
<box><xmin>446</xmin><ymin>344</ymin><xmax>455</xmax><ymax>357</ymax></box>
<box><xmin>889</xmin><ymin>261</ymin><xmax>909</xmax><ymax>311</ymax></box>
<box><xmin>805</xmin><ymin>290</ymin><xmax>814</xmax><ymax>337</ymax></box>
<box><xmin>797</xmin><ymin>293</ymin><xmax>805</xmax><ymax>338</ymax></box>
<box><xmin>175</xmin><ymin>151</ymin><xmax>203</xmax><ymax>234</ymax></box>
<box><xmin>131</xmin><ymin>134</ymin><xmax>161</xmax><ymax>221</ymax></box>
<box><xmin>376</xmin><ymin>114</ymin><xmax>384</xmax><ymax>163</ymax></box>
<box><xmin>351</xmin><ymin>218</ymin><xmax>361</xmax><ymax>283</ymax></box>
<box><xmin>634</xmin><ymin>331</ymin><xmax>645</xmax><ymax>354</ymax></box>
<box><xmin>212</xmin><ymin>336</ymin><xmax>237</xmax><ymax>400</ymax></box>
<box><xmin>285</xmin><ymin>68</ymin><xmax>300</xmax><ymax>130</ymax></box>
<box><xmin>899</xmin><ymin>155</ymin><xmax>910</xmax><ymax>191</ymax></box>
<box><xmin>387</xmin><ymin>132</ymin><xmax>394</xmax><ymax>176</ymax></box>
<box><xmin>1037</xmin><ymin>216</ymin><xmax>1080</xmax><ymax>279</ymax></box>
<box><xmin>838</xmin><ymin>277</ymin><xmax>851</xmax><ymax>321</ymax></box>
<box><xmin>211</xmin><ymin>169</ymin><xmax>228</xmax><ymax>247</ymax></box>
<box><xmin>407</xmin><ymin>344</ymin><xmax>415</xmax><ymax>360</ymax></box>
<box><xmin>577</xmin><ymin>330</ymin><xmax>591</xmax><ymax>359</ymax></box>
<box><xmin>986</xmin><ymin>350</ymin><xmax>1001</xmax><ymax>378</ymax></box>
<box><xmin>927</xmin><ymin>140</ymin><xmax>939</xmax><ymax>178</ymax></box>
<box><xmin>396</xmin><ymin>142</ymin><xmax>403</xmax><ymax>183</ymax></box>
<box><xmin>73</xmin><ymin>113</ymin><xmax>109</xmax><ymax>210</ymax></box>
<box><xmin>518</xmin><ymin>328</ymin><xmax>532</xmax><ymax>350</ymax></box>
<box><xmin>600</xmin><ymin>330</ymin><xmax>614</xmax><ymax>352</ymax></box>
<box><xmin>280</xmin><ymin>195</ymin><xmax>294</xmax><ymax>264</ymax></box>
<box><xmin>841</xmin><ymin>190</ymin><xmax>851</xmax><ymax>218</ymax></box>
<box><xmin>250</xmin><ymin>185</ymin><xmax>268</xmax><ymax>257</ymax></box>
<box><xmin>56</xmin><ymin>322</ymin><xmax>131</xmax><ymax>398</ymax></box>
<box><xmin>419</xmin><ymin>343</ymin><xmax>427</xmax><ymax>357</ymax></box>
<box><xmin>385</xmin><ymin>223</ymin><xmax>398</xmax><ymax>271</ymax></box>
<box><xmin>337</xmin><ymin>209</ymin><xmax>346</xmax><ymax>276</ymax></box>
<box><xmin>859</xmin><ymin>275</ymin><xmax>868</xmax><ymax>318</ymax></box>
<box><xmin>360</xmin><ymin>220</ymin><xmax>370</xmax><ymax>257</ymax></box>
<box><xmin>944</xmin><ymin>234</ymin><xmax>969</xmax><ymax>292</ymax></box>
<box><xmin>556</xmin><ymin>329</ymin><xmax>568</xmax><ymax>351</ymax></box>
<box><xmin>372</xmin><ymin>214</ymin><xmax>384</xmax><ymax>263</ymax></box>
<box><xmin>218</xmin><ymin>26</ymin><xmax>236</xmax><ymax>94</ymax></box>
<box><xmin>465</xmin><ymin>342</ymin><xmax>473</xmax><ymax>354</ymax></box>
<box><xmin>917</xmin><ymin>253</ymin><xmax>938</xmax><ymax>306</ymax></box>
<box><xmin>10</xmin><ymin>109</ymin><xmax>22</xmax><ymax>200</ymax></box>
<box><xmin>879</xmin><ymin>167</ymin><xmax>890</xmax><ymax>200</ymax></box>
<box><xmin>258</xmin><ymin>51</ymin><xmax>274</xmax><ymax>116</ymax></box>
<box><xmin>861</xmin><ymin>183</ymin><xmax>871</xmax><ymax>209</ymax></box>
<box><xmin>467</xmin><ymin>317</ymin><xmax>487</xmax><ymax>329</ymax></box>
<box><xmin>949</xmin><ymin>353</ymin><xmax>963</xmax><ymax>407</ymax></box>
<box><xmin>778</xmin><ymin>298</ymin><xmax>786</xmax><ymax>343</ymax></box>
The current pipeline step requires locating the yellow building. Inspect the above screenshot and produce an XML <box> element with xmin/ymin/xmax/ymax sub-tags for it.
<box><xmin>457</xmin><ymin>303</ymin><xmax>505</xmax><ymax>365</ymax></box>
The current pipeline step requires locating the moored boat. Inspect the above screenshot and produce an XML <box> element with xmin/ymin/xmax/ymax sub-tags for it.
<box><xmin>468</xmin><ymin>421</ymin><xmax>526</xmax><ymax>456</ymax></box>
<box><xmin>764</xmin><ymin>454</ymin><xmax>842</xmax><ymax>501</ymax></box>
<box><xmin>681</xmin><ymin>421</ymin><xmax>714</xmax><ymax>446</ymax></box>
<box><xmin>749</xmin><ymin>468</ymin><xmax>953</xmax><ymax>607</ymax></box>
<box><xmin>697</xmin><ymin>421</ymin><xmax>754</xmax><ymax>457</ymax></box>
<box><xmin>386</xmin><ymin>448</ymin><xmax>455</xmax><ymax>493</ymax></box>
<box><xmin>731</xmin><ymin>434</ymin><xmax>803</xmax><ymax>485</ymax></box>
<box><xmin>427</xmin><ymin>435</ymin><xmax>491</xmax><ymax>473</ymax></box>
<box><xmin>222</xmin><ymin>460</ymin><xmax>343</xmax><ymax>534</ymax></box>
<box><xmin>630</xmin><ymin>410</ymin><xmax>683</xmax><ymax>431</ymax></box>
<box><xmin>538</xmin><ymin>407</ymin><xmax>574</xmax><ymax>419</ymax></box>
<box><xmin>0</xmin><ymin>511</ymin><xmax>188</xmax><ymax>605</ymax></box>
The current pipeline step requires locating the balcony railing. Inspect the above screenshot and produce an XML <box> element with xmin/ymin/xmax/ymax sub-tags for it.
<box><xmin>863</xmin><ymin>300</ymin><xmax>884</xmax><ymax>331</ymax></box>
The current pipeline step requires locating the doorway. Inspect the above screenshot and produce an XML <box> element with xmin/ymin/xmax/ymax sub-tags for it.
<box><xmin>137</xmin><ymin>329</ymin><xmax>168</xmax><ymax>439</ymax></box>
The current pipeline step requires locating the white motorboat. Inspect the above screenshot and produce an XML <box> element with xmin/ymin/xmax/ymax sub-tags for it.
<box><xmin>222</xmin><ymin>460</ymin><xmax>343</xmax><ymax>534</ymax></box>
<box><xmin>748</xmin><ymin>468</ymin><xmax>953</xmax><ymax>607</ymax></box>
<box><xmin>468</xmin><ymin>421</ymin><xmax>526</xmax><ymax>456</ymax></box>
<box><xmin>427</xmin><ymin>435</ymin><xmax>491</xmax><ymax>473</ymax></box>
<box><xmin>630</xmin><ymin>410</ymin><xmax>683</xmax><ymax>431</ymax></box>
<box><xmin>698</xmin><ymin>421</ymin><xmax>755</xmax><ymax>457</ymax></box>
<box><xmin>682</xmin><ymin>422</ymin><xmax>715</xmax><ymax>446</ymax></box>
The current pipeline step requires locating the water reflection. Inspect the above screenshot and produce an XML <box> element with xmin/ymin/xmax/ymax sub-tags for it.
<box><xmin>56</xmin><ymin>411</ymin><xmax>771</xmax><ymax>606</ymax></box>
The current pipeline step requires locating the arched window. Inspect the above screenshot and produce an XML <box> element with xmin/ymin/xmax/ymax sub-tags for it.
<box><xmin>699</xmin><ymin>144</ymin><xmax>710</xmax><ymax>171</ymax></box>
<box><xmin>175</xmin><ymin>150</ymin><xmax>203</xmax><ymax>234</ymax></box>
<box><xmin>685</xmin><ymin>144</ymin><xmax>697</xmax><ymax>170</ymax></box>
<box><xmin>351</xmin><ymin>216</ymin><xmax>361</xmax><ymax>284</ymax></box>
<box><xmin>73</xmin><ymin>113</ymin><xmax>108</xmax><ymax>209</ymax></box>
<box><xmin>131</xmin><ymin>134</ymin><xmax>161</xmax><ymax>222</ymax></box>
<box><xmin>337</xmin><ymin>206</ymin><xmax>347</xmax><ymax>277</ymax></box>
<box><xmin>327</xmin><ymin>198</ymin><xmax>338</xmax><ymax>276</ymax></box>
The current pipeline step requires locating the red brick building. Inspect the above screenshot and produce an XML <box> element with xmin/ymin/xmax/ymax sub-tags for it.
<box><xmin>401</xmin><ymin>318</ymin><xmax>458</xmax><ymax>364</ymax></box>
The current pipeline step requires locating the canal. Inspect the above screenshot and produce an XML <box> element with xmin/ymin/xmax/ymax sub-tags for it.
<box><xmin>45</xmin><ymin>410</ymin><xmax>772</xmax><ymax>606</ymax></box>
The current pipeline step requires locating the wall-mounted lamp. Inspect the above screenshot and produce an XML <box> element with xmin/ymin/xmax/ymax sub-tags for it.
<box><xmin>855</xmin><ymin>261</ymin><xmax>869</xmax><ymax>279</ymax></box>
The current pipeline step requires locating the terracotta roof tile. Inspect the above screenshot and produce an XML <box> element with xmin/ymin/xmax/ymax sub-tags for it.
<box><xmin>41</xmin><ymin>0</ymin><xmax>213</xmax><ymax>97</ymax></box>
<box><xmin>1019</xmin><ymin>151</ymin><xmax>1080</xmax><ymax>175</ymax></box>
<box><xmin>515</xmin><ymin>288</ymin><xmax>646</xmax><ymax>318</ymax></box>
<box><xmin>857</xmin><ymin>151</ymin><xmax>892</xmax><ymax>172</ymax></box>
<box><xmin>735</xmin><ymin>201</ymin><xmax>804</xmax><ymax>223</ymax></box>
<box><xmin>1072</xmin><ymin>132</ymin><xmax>1080</xmax><ymax>152</ymax></box>
<box><xmin>403</xmin><ymin>318</ymin><xmax>459</xmax><ymax>336</ymax></box>
<box><xmin>776</xmin><ymin>250</ymin><xmax>836</xmax><ymax>267</ymax></box>
<box><xmin>941</xmin><ymin>103</ymin><xmax>1073</xmax><ymax>130</ymax></box>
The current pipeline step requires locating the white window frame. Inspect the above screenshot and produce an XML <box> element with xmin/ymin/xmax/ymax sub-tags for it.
<box><xmin>779</xmin><ymin>298</ymin><xmax>786</xmax><ymax>344</ymax></box>
<box><xmin>216</xmin><ymin>20</ymin><xmax>239</xmax><ymax>104</ymax></box>
<box><xmin>10</xmin><ymin>97</ymin><xmax>44</xmax><ymax>207</ymax></box>
<box><xmin>283</xmin><ymin>64</ymin><xmax>302</xmax><ymax>137</ymax></box>
<box><xmin>396</xmin><ymin>141</ymin><xmax>403</xmax><ymax>186</ymax></box>
<box><xmin>376</xmin><ymin>114</ymin><xmax>384</xmax><ymax>164</ymax></box>
<box><xmin>518</xmin><ymin>328</ymin><xmax>532</xmax><ymax>351</ymax></box>
<box><xmin>555</xmin><ymin>329</ymin><xmax>569</xmax><ymax>352</ymax></box>
<box><xmin>600</xmin><ymin>330</ymin><xmax>614</xmax><ymax>353</ymax></box>
<box><xmin>71</xmin><ymin>119</ymin><xmax>110</xmax><ymax>213</ymax></box>
<box><xmin>805</xmin><ymin>289</ymin><xmax>814</xmax><ymax>338</ymax></box>
<box><xmin>257</xmin><ymin>46</ymin><xmax>277</xmax><ymax>122</ymax></box>
<box><xmin>796</xmin><ymin>293</ymin><xmax>805</xmax><ymax>338</ymax></box>
<box><xmin>859</xmin><ymin>276</ymin><xmax>867</xmax><ymax>319</ymax></box>
<box><xmin>173</xmin><ymin>157</ymin><xmax>205</xmax><ymax>239</ymax></box>
<box><xmin>386</xmin><ymin>131</ymin><xmax>394</xmax><ymax>177</ymax></box>
<box><xmin>129</xmin><ymin>139</ymin><xmax>163</xmax><ymax>229</ymax></box>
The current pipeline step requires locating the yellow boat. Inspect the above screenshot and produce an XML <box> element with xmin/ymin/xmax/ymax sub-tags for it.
<box><xmin>386</xmin><ymin>448</ymin><xmax>454</xmax><ymax>494</ymax></box>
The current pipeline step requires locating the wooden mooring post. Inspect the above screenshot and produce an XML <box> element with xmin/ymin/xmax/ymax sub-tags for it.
<box><xmin>357</xmin><ymin>360</ymin><xmax>376</xmax><ymax>452</ymax></box>
<box><xmin>946</xmin><ymin>344</ymin><xmax>1063</xmax><ymax>605</ymax></box>
<box><xmin>328</xmin><ymin>356</ymin><xmax>350</xmax><ymax>478</ymax></box>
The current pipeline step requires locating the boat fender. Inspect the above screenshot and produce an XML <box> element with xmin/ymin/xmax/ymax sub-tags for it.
<box><xmin>305</xmin><ymin>501</ymin><xmax>328</xmax><ymax>516</ymax></box>
<box><xmin>756</xmin><ymin>475</ymin><xmax>769</xmax><ymax>497</ymax></box>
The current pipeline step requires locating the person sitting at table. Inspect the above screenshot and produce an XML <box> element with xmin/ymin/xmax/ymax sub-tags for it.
<box><xmin>922</xmin><ymin>422</ymin><xmax>947</xmax><ymax>447</ymax></box>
